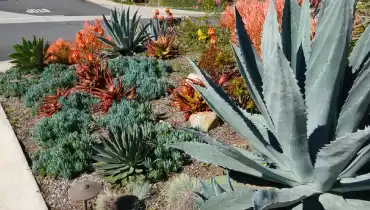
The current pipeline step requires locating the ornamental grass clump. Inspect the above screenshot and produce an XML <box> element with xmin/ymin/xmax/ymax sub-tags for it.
<box><xmin>175</xmin><ymin>0</ymin><xmax>370</xmax><ymax>209</ymax></box>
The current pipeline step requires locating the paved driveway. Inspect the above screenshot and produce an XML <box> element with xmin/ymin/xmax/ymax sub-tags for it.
<box><xmin>0</xmin><ymin>0</ymin><xmax>110</xmax><ymax>16</ymax></box>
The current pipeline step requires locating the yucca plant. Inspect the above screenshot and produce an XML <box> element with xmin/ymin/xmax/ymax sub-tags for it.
<box><xmin>9</xmin><ymin>36</ymin><xmax>49</xmax><ymax>73</ymax></box>
<box><xmin>94</xmin><ymin>123</ymin><xmax>151</xmax><ymax>185</ymax></box>
<box><xmin>98</xmin><ymin>8</ymin><xmax>151</xmax><ymax>57</ymax></box>
<box><xmin>175</xmin><ymin>0</ymin><xmax>370</xmax><ymax>209</ymax></box>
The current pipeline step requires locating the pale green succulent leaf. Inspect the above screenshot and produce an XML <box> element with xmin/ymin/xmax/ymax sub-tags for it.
<box><xmin>174</xmin><ymin>141</ymin><xmax>298</xmax><ymax>186</ymax></box>
<box><xmin>262</xmin><ymin>44</ymin><xmax>313</xmax><ymax>182</ymax></box>
<box><xmin>253</xmin><ymin>185</ymin><xmax>318</xmax><ymax>210</ymax></box>
<box><xmin>314</xmin><ymin>127</ymin><xmax>370</xmax><ymax>191</ymax></box>
<box><xmin>349</xmin><ymin>26</ymin><xmax>370</xmax><ymax>74</ymax></box>
<box><xmin>262</xmin><ymin>0</ymin><xmax>282</xmax><ymax>60</ymax></box>
<box><xmin>296</xmin><ymin>0</ymin><xmax>311</xmax><ymax>64</ymax></box>
<box><xmin>331</xmin><ymin>173</ymin><xmax>370</xmax><ymax>193</ymax></box>
<box><xmin>305</xmin><ymin>0</ymin><xmax>351</xmax><ymax>138</ymax></box>
<box><xmin>339</xmin><ymin>144</ymin><xmax>370</xmax><ymax>178</ymax></box>
<box><xmin>190</xmin><ymin>83</ymin><xmax>288</xmax><ymax>169</ymax></box>
<box><xmin>231</xmin><ymin>45</ymin><xmax>273</xmax><ymax>130</ymax></box>
<box><xmin>200</xmin><ymin>188</ymin><xmax>254</xmax><ymax>210</ymax></box>
<box><xmin>281</xmin><ymin>0</ymin><xmax>301</xmax><ymax>68</ymax></box>
<box><xmin>318</xmin><ymin>193</ymin><xmax>370</xmax><ymax>210</ymax></box>
<box><xmin>336</xmin><ymin>59</ymin><xmax>370</xmax><ymax>138</ymax></box>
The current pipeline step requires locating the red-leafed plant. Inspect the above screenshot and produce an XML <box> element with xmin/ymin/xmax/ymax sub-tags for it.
<box><xmin>170</xmin><ymin>78</ymin><xmax>210</xmax><ymax>121</ymax></box>
<box><xmin>90</xmin><ymin>71</ymin><xmax>136</xmax><ymax>113</ymax></box>
<box><xmin>146</xmin><ymin>34</ymin><xmax>179</xmax><ymax>59</ymax></box>
<box><xmin>74</xmin><ymin>59</ymin><xmax>107</xmax><ymax>92</ymax></box>
<box><xmin>38</xmin><ymin>88</ymin><xmax>71</xmax><ymax>118</ymax></box>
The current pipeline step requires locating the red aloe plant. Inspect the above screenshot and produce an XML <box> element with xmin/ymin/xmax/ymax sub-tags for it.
<box><xmin>90</xmin><ymin>71</ymin><xmax>136</xmax><ymax>113</ymax></box>
<box><xmin>170</xmin><ymin>78</ymin><xmax>210</xmax><ymax>121</ymax></box>
<box><xmin>74</xmin><ymin>59</ymin><xmax>107</xmax><ymax>92</ymax></box>
<box><xmin>38</xmin><ymin>88</ymin><xmax>72</xmax><ymax>118</ymax></box>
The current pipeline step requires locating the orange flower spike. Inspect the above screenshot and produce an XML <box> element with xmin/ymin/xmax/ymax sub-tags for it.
<box><xmin>208</xmin><ymin>26</ymin><xmax>215</xmax><ymax>37</ymax></box>
<box><xmin>154</xmin><ymin>14</ymin><xmax>158</xmax><ymax>19</ymax></box>
<box><xmin>165</xmin><ymin>8</ymin><xmax>170</xmax><ymax>13</ymax></box>
<box><xmin>160</xmin><ymin>16</ymin><xmax>165</xmax><ymax>21</ymax></box>
<box><xmin>168</xmin><ymin>12</ymin><xmax>174</xmax><ymax>21</ymax></box>
<box><xmin>155</xmin><ymin>9</ymin><xmax>160</xmax><ymax>15</ymax></box>
<box><xmin>88</xmin><ymin>54</ymin><xmax>94</xmax><ymax>62</ymax></box>
<box><xmin>210</xmin><ymin>35</ymin><xmax>217</xmax><ymax>45</ymax></box>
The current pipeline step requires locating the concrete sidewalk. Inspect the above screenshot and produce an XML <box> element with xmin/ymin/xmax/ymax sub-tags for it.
<box><xmin>87</xmin><ymin>0</ymin><xmax>206</xmax><ymax>17</ymax></box>
<box><xmin>0</xmin><ymin>103</ymin><xmax>48</xmax><ymax>210</ymax></box>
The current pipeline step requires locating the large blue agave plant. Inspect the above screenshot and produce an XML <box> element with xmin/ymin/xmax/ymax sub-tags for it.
<box><xmin>175</xmin><ymin>0</ymin><xmax>370</xmax><ymax>209</ymax></box>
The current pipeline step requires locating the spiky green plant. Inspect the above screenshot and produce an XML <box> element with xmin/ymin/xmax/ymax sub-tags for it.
<box><xmin>193</xmin><ymin>171</ymin><xmax>236</xmax><ymax>209</ymax></box>
<box><xmin>98</xmin><ymin>8</ymin><xmax>151</xmax><ymax>57</ymax></box>
<box><xmin>9</xmin><ymin>36</ymin><xmax>49</xmax><ymax>73</ymax></box>
<box><xmin>148</xmin><ymin>18</ymin><xmax>168</xmax><ymax>41</ymax></box>
<box><xmin>175</xmin><ymin>0</ymin><xmax>370</xmax><ymax>209</ymax></box>
<box><xmin>93</xmin><ymin>123</ymin><xmax>152</xmax><ymax>185</ymax></box>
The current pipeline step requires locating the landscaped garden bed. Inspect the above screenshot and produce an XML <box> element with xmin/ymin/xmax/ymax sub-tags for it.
<box><xmin>1</xmin><ymin>0</ymin><xmax>370</xmax><ymax>209</ymax></box>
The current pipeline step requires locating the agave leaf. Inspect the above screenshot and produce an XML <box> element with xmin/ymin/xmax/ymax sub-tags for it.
<box><xmin>253</xmin><ymin>185</ymin><xmax>318</xmax><ymax>210</ymax></box>
<box><xmin>313</xmin><ymin>127</ymin><xmax>370</xmax><ymax>191</ymax></box>
<box><xmin>318</xmin><ymin>193</ymin><xmax>370</xmax><ymax>210</ymax></box>
<box><xmin>331</xmin><ymin>173</ymin><xmax>370</xmax><ymax>193</ymax></box>
<box><xmin>262</xmin><ymin>44</ymin><xmax>313</xmax><ymax>182</ymax></box>
<box><xmin>336</xmin><ymin>58</ymin><xmax>370</xmax><ymax>138</ymax></box>
<box><xmin>339</xmin><ymin>144</ymin><xmax>370</xmax><ymax>178</ymax></box>
<box><xmin>281</xmin><ymin>0</ymin><xmax>301</xmax><ymax>67</ymax></box>
<box><xmin>174</xmin><ymin>142</ymin><xmax>298</xmax><ymax>186</ymax></box>
<box><xmin>102</xmin><ymin>13</ymin><xmax>119</xmax><ymax>44</ymax></box>
<box><xmin>305</xmin><ymin>0</ymin><xmax>351</xmax><ymax>138</ymax></box>
<box><xmin>191</xmin><ymin>82</ymin><xmax>288</xmax><ymax>169</ymax></box>
<box><xmin>233</xmin><ymin>7</ymin><xmax>274</xmax><ymax>130</ymax></box>
<box><xmin>296</xmin><ymin>0</ymin><xmax>311</xmax><ymax>64</ymax></box>
<box><xmin>199</xmin><ymin>188</ymin><xmax>254</xmax><ymax>210</ymax></box>
<box><xmin>188</xmin><ymin>58</ymin><xmax>288</xmax><ymax>168</ymax></box>
<box><xmin>262</xmin><ymin>0</ymin><xmax>282</xmax><ymax>60</ymax></box>
<box><xmin>212</xmin><ymin>177</ymin><xmax>226</xmax><ymax>195</ymax></box>
<box><xmin>349</xmin><ymin>26</ymin><xmax>370</xmax><ymax>74</ymax></box>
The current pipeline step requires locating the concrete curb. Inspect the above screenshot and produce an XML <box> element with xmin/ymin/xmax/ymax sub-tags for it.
<box><xmin>0</xmin><ymin>60</ymin><xmax>13</xmax><ymax>72</ymax></box>
<box><xmin>0</xmin><ymin>104</ymin><xmax>48</xmax><ymax>210</ymax></box>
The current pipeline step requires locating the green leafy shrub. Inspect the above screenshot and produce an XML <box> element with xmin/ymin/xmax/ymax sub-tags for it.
<box><xmin>96</xmin><ymin>99</ymin><xmax>154</xmax><ymax>130</ymax></box>
<box><xmin>108</xmin><ymin>56</ymin><xmax>171</xmax><ymax>101</ymax></box>
<box><xmin>24</xmin><ymin>64</ymin><xmax>77</xmax><ymax>108</ymax></box>
<box><xmin>9</xmin><ymin>36</ymin><xmax>49</xmax><ymax>73</ymax></box>
<box><xmin>144</xmin><ymin>123</ymin><xmax>201</xmax><ymax>180</ymax></box>
<box><xmin>32</xmin><ymin>132</ymin><xmax>95</xmax><ymax>179</ymax></box>
<box><xmin>32</xmin><ymin>108</ymin><xmax>92</xmax><ymax>147</ymax></box>
<box><xmin>177</xmin><ymin>16</ymin><xmax>231</xmax><ymax>54</ymax></box>
<box><xmin>0</xmin><ymin>67</ymin><xmax>38</xmax><ymax>98</ymax></box>
<box><xmin>58</xmin><ymin>92</ymin><xmax>99</xmax><ymax>111</ymax></box>
<box><xmin>31</xmin><ymin>96</ymin><xmax>95</xmax><ymax>179</ymax></box>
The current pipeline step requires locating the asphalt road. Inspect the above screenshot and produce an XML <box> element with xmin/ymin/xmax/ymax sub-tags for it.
<box><xmin>0</xmin><ymin>0</ymin><xmax>110</xmax><ymax>16</ymax></box>
<box><xmin>0</xmin><ymin>0</ymin><xmax>114</xmax><ymax>61</ymax></box>
<box><xmin>0</xmin><ymin>19</ymin><xmax>152</xmax><ymax>61</ymax></box>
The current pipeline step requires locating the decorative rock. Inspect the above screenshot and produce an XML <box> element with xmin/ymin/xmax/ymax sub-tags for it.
<box><xmin>189</xmin><ymin>112</ymin><xmax>220</xmax><ymax>132</ymax></box>
<box><xmin>185</xmin><ymin>73</ymin><xmax>202</xmax><ymax>84</ymax></box>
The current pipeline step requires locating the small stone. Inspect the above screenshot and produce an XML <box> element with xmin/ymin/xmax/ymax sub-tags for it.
<box><xmin>185</xmin><ymin>73</ymin><xmax>202</xmax><ymax>84</ymax></box>
<box><xmin>189</xmin><ymin>112</ymin><xmax>220</xmax><ymax>132</ymax></box>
